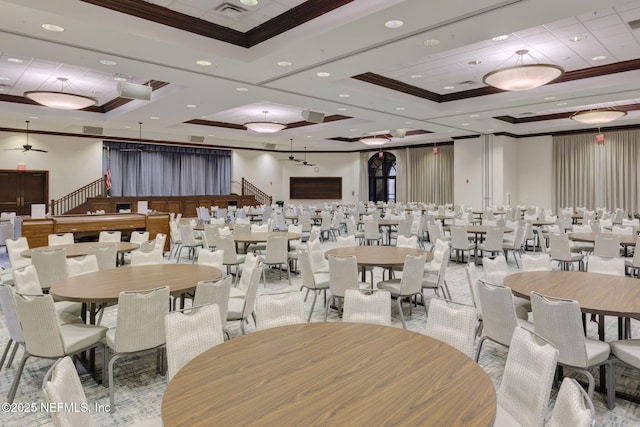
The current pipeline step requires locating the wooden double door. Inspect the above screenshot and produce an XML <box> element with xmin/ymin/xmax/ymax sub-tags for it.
<box><xmin>0</xmin><ymin>170</ymin><xmax>48</xmax><ymax>216</ymax></box>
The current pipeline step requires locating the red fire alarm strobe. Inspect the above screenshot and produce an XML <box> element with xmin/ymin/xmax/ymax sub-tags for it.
<box><xmin>17</xmin><ymin>163</ymin><xmax>26</xmax><ymax>171</ymax></box>
<box><xmin>432</xmin><ymin>147</ymin><xmax>439</xmax><ymax>155</ymax></box>
<box><xmin>596</xmin><ymin>134</ymin><xmax>605</xmax><ymax>144</ymax></box>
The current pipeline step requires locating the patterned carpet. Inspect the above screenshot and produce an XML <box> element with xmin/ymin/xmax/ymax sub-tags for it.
<box><xmin>1</xmin><ymin>241</ymin><xmax>640</xmax><ymax>426</ymax></box>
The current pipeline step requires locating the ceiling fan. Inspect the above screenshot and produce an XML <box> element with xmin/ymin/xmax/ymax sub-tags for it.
<box><xmin>281</xmin><ymin>138</ymin><xmax>305</xmax><ymax>162</ymax></box>
<box><xmin>4</xmin><ymin>121</ymin><xmax>48</xmax><ymax>153</ymax></box>
<box><xmin>296</xmin><ymin>146</ymin><xmax>316</xmax><ymax>166</ymax></box>
<box><xmin>121</xmin><ymin>122</ymin><xmax>156</xmax><ymax>152</ymax></box>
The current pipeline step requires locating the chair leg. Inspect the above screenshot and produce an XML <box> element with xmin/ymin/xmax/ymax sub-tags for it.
<box><xmin>474</xmin><ymin>336</ymin><xmax>488</xmax><ymax>362</ymax></box>
<box><xmin>6</xmin><ymin>342</ymin><xmax>20</xmax><ymax>369</ymax></box>
<box><xmin>397</xmin><ymin>296</ymin><xmax>407</xmax><ymax>329</ymax></box>
<box><xmin>108</xmin><ymin>353</ymin><xmax>124</xmax><ymax>410</ymax></box>
<box><xmin>308</xmin><ymin>290</ymin><xmax>318</xmax><ymax>322</ymax></box>
<box><xmin>7</xmin><ymin>352</ymin><xmax>30</xmax><ymax>404</ymax></box>
<box><xmin>324</xmin><ymin>296</ymin><xmax>335</xmax><ymax>321</ymax></box>
<box><xmin>607</xmin><ymin>360</ymin><xmax>617</xmax><ymax>409</ymax></box>
<box><xmin>0</xmin><ymin>339</ymin><xmax>14</xmax><ymax>370</ymax></box>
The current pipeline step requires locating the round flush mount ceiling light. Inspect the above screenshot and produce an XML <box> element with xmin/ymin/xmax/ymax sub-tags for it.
<box><xmin>482</xmin><ymin>50</ymin><xmax>564</xmax><ymax>91</ymax></box>
<box><xmin>385</xmin><ymin>20</ymin><xmax>403</xmax><ymax>28</ymax></box>
<box><xmin>24</xmin><ymin>77</ymin><xmax>97</xmax><ymax>110</ymax></box>
<box><xmin>570</xmin><ymin>109</ymin><xmax>627</xmax><ymax>124</ymax></box>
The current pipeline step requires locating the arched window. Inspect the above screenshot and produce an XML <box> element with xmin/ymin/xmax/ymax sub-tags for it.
<box><xmin>368</xmin><ymin>152</ymin><xmax>396</xmax><ymax>202</ymax></box>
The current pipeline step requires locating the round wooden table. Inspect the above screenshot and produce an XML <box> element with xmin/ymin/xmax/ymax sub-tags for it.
<box><xmin>568</xmin><ymin>232</ymin><xmax>638</xmax><ymax>246</ymax></box>
<box><xmin>232</xmin><ymin>231</ymin><xmax>301</xmax><ymax>244</ymax></box>
<box><xmin>161</xmin><ymin>323</ymin><xmax>497</xmax><ymax>427</ymax></box>
<box><xmin>324</xmin><ymin>245</ymin><xmax>431</xmax><ymax>268</ymax></box>
<box><xmin>20</xmin><ymin>241</ymin><xmax>140</xmax><ymax>258</ymax></box>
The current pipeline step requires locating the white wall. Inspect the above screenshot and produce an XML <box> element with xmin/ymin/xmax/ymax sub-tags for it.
<box><xmin>232</xmin><ymin>149</ymin><xmax>360</xmax><ymax>206</ymax></box>
<box><xmin>516</xmin><ymin>135</ymin><xmax>554</xmax><ymax>209</ymax></box>
<box><xmin>0</xmin><ymin>131</ymin><xmax>103</xmax><ymax>202</ymax></box>
<box><xmin>454</xmin><ymin>138</ymin><xmax>483</xmax><ymax>209</ymax></box>
<box><xmin>495</xmin><ymin>134</ymin><xmax>519</xmax><ymax>207</ymax></box>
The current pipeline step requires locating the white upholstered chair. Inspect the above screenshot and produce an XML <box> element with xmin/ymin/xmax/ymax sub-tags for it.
<box><xmin>424</xmin><ymin>298</ymin><xmax>477</xmax><ymax>358</ymax></box>
<box><xmin>547</xmin><ymin>377</ymin><xmax>595</xmax><ymax>427</ymax></box>
<box><xmin>255</xmin><ymin>292</ymin><xmax>305</xmax><ymax>330</ymax></box>
<box><xmin>342</xmin><ymin>288</ymin><xmax>391</xmax><ymax>326</ymax></box>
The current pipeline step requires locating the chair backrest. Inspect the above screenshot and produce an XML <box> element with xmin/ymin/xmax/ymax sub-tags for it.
<box><xmin>530</xmin><ymin>292</ymin><xmax>589</xmax><ymax>368</ymax></box>
<box><xmin>130</xmin><ymin>231</ymin><xmax>150</xmax><ymax>245</ymax></box>
<box><xmin>547</xmin><ymin>377</ymin><xmax>595</xmax><ymax>427</ymax></box>
<box><xmin>42</xmin><ymin>356</ymin><xmax>94</xmax><ymax>427</ymax></box>
<box><xmin>0</xmin><ymin>222</ymin><xmax>14</xmax><ymax>247</ymax></box>
<box><xmin>476</xmin><ymin>280</ymin><xmax>519</xmax><ymax>346</ymax></box>
<box><xmin>534</xmin><ymin>228</ymin><xmax>549</xmax><ymax>254</ymax></box>
<box><xmin>328</xmin><ymin>255</ymin><xmax>359</xmax><ymax>298</ymax></box>
<box><xmin>450</xmin><ymin>225</ymin><xmax>469</xmax><ymax>249</ymax></box>
<box><xmin>13</xmin><ymin>265</ymin><xmax>44</xmax><ymax>295</ymax></box>
<box><xmin>6</xmin><ymin>237</ymin><xmax>31</xmax><ymax>269</ymax></box>
<box><xmin>14</xmin><ymin>293</ymin><xmax>65</xmax><ymax>357</ymax></box>
<box><xmin>298</xmin><ymin>248</ymin><xmax>323</xmax><ymax>290</ymax></box>
<box><xmin>612</xmin><ymin>225</ymin><xmax>634</xmax><ymax>235</ymax></box>
<box><xmin>265</xmin><ymin>234</ymin><xmax>288</xmax><ymax>263</ymax></box>
<box><xmin>298</xmin><ymin>214</ymin><xmax>312</xmax><ymax>232</ymax></box>
<box><xmin>88</xmin><ymin>244</ymin><xmax>118</xmax><ymax>270</ymax></box>
<box><xmin>66</xmin><ymin>255</ymin><xmax>99</xmax><ymax>277</ymax></box>
<box><xmin>31</xmin><ymin>248</ymin><xmax>67</xmax><ymax>289</ymax></box>
<box><xmin>98</xmin><ymin>231</ymin><xmax>121</xmax><ymax>243</ymax></box>
<box><xmin>464</xmin><ymin>263</ymin><xmax>482</xmax><ymax>316</ymax></box>
<box><xmin>178</xmin><ymin>223</ymin><xmax>198</xmax><ymax>246</ymax></box>
<box><xmin>396</xmin><ymin>235</ymin><xmax>418</xmax><ymax>248</ymax></box>
<box><xmin>521</xmin><ymin>253</ymin><xmax>552</xmax><ymax>271</ymax></box>
<box><xmin>238</xmin><ymin>264</ymin><xmax>263</xmax><ymax>320</ymax></box>
<box><xmin>48</xmin><ymin>233</ymin><xmax>74</xmax><ymax>246</ymax></box>
<box><xmin>586</xmin><ymin>255</ymin><xmax>625</xmax><ymax>276</ymax></box>
<box><xmin>164</xmin><ymin>304</ymin><xmax>224</xmax><ymax>382</ymax></box>
<box><xmin>0</xmin><ymin>284</ymin><xmax>24</xmax><ymax>343</ymax></box>
<box><xmin>363</xmin><ymin>219</ymin><xmax>379</xmax><ymax>240</ymax></box>
<box><xmin>202</xmin><ymin>224</ymin><xmax>220</xmax><ymax>249</ymax></box>
<box><xmin>343</xmin><ymin>288</ymin><xmax>391</xmax><ymax>326</ymax></box>
<box><xmin>549</xmin><ymin>232</ymin><xmax>572</xmax><ymax>260</ymax></box>
<box><xmin>196</xmin><ymin>249</ymin><xmax>224</xmax><ymax>269</ymax></box>
<box><xmin>130</xmin><ymin>250</ymin><xmax>164</xmax><ymax>265</ymax></box>
<box><xmin>255</xmin><ymin>292</ymin><xmax>305</xmax><ymax>330</ymax></box>
<box><xmin>424</xmin><ymin>298</ymin><xmax>477</xmax><ymax>358</ymax></box>
<box><xmin>308</xmin><ymin>238</ymin><xmax>328</xmax><ymax>273</ymax></box>
<box><xmin>498</xmin><ymin>327</ymin><xmax>559</xmax><ymax>427</ymax></box>
<box><xmin>482</xmin><ymin>254</ymin><xmax>508</xmax><ymax>285</ymax></box>
<box><xmin>251</xmin><ymin>223</ymin><xmax>269</xmax><ymax>232</ymax></box>
<box><xmin>588</xmin><ymin>220</ymin><xmax>601</xmax><ymax>233</ymax></box>
<box><xmin>113</xmin><ymin>286</ymin><xmax>170</xmax><ymax>353</ymax></box>
<box><xmin>630</xmin><ymin>236</ymin><xmax>640</xmax><ymax>268</ymax></box>
<box><xmin>233</xmin><ymin>223</ymin><xmax>251</xmax><ymax>234</ymax></box>
<box><xmin>482</xmin><ymin>227</ymin><xmax>504</xmax><ymax>250</ymax></box>
<box><xmin>593</xmin><ymin>234</ymin><xmax>620</xmax><ymax>258</ymax></box>
<box><xmin>193</xmin><ymin>275</ymin><xmax>232</xmax><ymax>326</ymax></box>
<box><xmin>216</xmin><ymin>235</ymin><xmax>239</xmax><ymax>263</ymax></box>
<box><xmin>154</xmin><ymin>233</ymin><xmax>167</xmax><ymax>254</ymax></box>
<box><xmin>288</xmin><ymin>223</ymin><xmax>302</xmax><ymax>235</ymax></box>
<box><xmin>336</xmin><ymin>235</ymin><xmax>357</xmax><ymax>248</ymax></box>
<box><xmin>400</xmin><ymin>253</ymin><xmax>427</xmax><ymax>295</ymax></box>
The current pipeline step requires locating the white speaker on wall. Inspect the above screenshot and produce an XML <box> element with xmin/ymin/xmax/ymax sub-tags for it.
<box><xmin>301</xmin><ymin>110</ymin><xmax>325</xmax><ymax>123</ymax></box>
<box><xmin>118</xmin><ymin>82</ymin><xmax>152</xmax><ymax>101</ymax></box>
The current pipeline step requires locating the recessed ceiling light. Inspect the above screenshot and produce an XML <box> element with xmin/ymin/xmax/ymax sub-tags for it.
<box><xmin>317</xmin><ymin>72</ymin><xmax>331</xmax><ymax>77</ymax></box>
<box><xmin>240</xmin><ymin>0</ymin><xmax>258</xmax><ymax>5</ymax></box>
<box><xmin>208</xmin><ymin>134</ymin><xmax>215</xmax><ymax>137</ymax></box>
<box><xmin>338</xmin><ymin>94</ymin><xmax>350</xmax><ymax>98</ymax></box>
<box><xmin>592</xmin><ymin>55</ymin><xmax>607</xmax><ymax>61</ymax></box>
<box><xmin>487</xmin><ymin>129</ymin><xmax>495</xmax><ymax>132</ymax></box>
<box><xmin>100</xmin><ymin>60</ymin><xmax>116</xmax><ymax>66</ymax></box>
<box><xmin>337</xmin><ymin>108</ymin><xmax>347</xmax><ymax>111</ymax></box>
<box><xmin>196</xmin><ymin>60</ymin><xmax>212</xmax><ymax>66</ymax></box>
<box><xmin>384</xmin><ymin>20</ymin><xmax>403</xmax><ymax>29</ymax></box>
<box><xmin>468</xmin><ymin>59</ymin><xmax>481</xmax><ymax>65</ymax></box>
<box><xmin>569</xmin><ymin>35</ymin><xmax>587</xmax><ymax>42</ymax></box>
<box><xmin>470</xmin><ymin>114</ymin><xmax>480</xmax><ymax>118</ymax></box>
<box><xmin>447</xmin><ymin>129</ymin><xmax>454</xmax><ymax>132</ymax></box>
<box><xmin>236</xmin><ymin>87</ymin><xmax>249</xmax><ymax>92</ymax></box>
<box><xmin>150</xmin><ymin>116</ymin><xmax>160</xmax><ymax>120</ymax></box>
<box><xmin>124</xmin><ymin>126</ymin><xmax>131</xmax><ymax>129</ymax></box>
<box><xmin>556</xmin><ymin>102</ymin><xmax>568</xmax><ymax>106</ymax></box>
<box><xmin>410</xmin><ymin>74</ymin><xmax>422</xmax><ymax>79</ymax></box>
<box><xmin>42</xmin><ymin>24</ymin><xmax>64</xmax><ymax>32</ymax></box>
<box><xmin>423</xmin><ymin>39</ymin><xmax>440</xmax><ymax>46</ymax></box>
<box><xmin>395</xmin><ymin>107</ymin><xmax>405</xmax><ymax>111</ymax></box>
<box><xmin>492</xmin><ymin>34</ymin><xmax>509</xmax><ymax>41</ymax></box>
<box><xmin>0</xmin><ymin>77</ymin><xmax>10</xmax><ymax>81</ymax></box>
<box><xmin>28</xmin><ymin>116</ymin><xmax>39</xmax><ymax>119</ymax></box>
<box><xmin>186</xmin><ymin>104</ymin><xmax>196</xmax><ymax>108</ymax></box>
<box><xmin>461</xmin><ymin>123</ymin><xmax>469</xmax><ymax>126</ymax></box>
<box><xmin>405</xmin><ymin>121</ymin><xmax>412</xmax><ymax>125</ymax></box>
<box><xmin>277</xmin><ymin>61</ymin><xmax>292</xmax><ymax>67</ymax></box>
<box><xmin>306</xmin><ymin>135</ymin><xmax>312</xmax><ymax>138</ymax></box>
<box><xmin>350</xmin><ymin>129</ymin><xmax>358</xmax><ymax>132</ymax></box>
<box><xmin>544</xmin><ymin>96</ymin><xmax>556</xmax><ymax>100</ymax></box>
<box><xmin>455</xmin><ymin>110</ymin><xmax>464</xmax><ymax>113</ymax></box>
<box><xmin>113</xmin><ymin>76</ymin><xmax>126</xmax><ymax>82</ymax></box>
<box><xmin>443</xmin><ymin>85</ymin><xmax>454</xmax><ymax>90</ymax></box>
<box><xmin>7</xmin><ymin>58</ymin><xmax>23</xmax><ymax>63</ymax></box>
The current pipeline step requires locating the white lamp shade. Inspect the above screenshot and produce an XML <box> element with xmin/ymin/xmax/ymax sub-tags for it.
<box><xmin>24</xmin><ymin>91</ymin><xmax>97</xmax><ymax>110</ymax></box>
<box><xmin>483</xmin><ymin>64</ymin><xmax>564</xmax><ymax>91</ymax></box>
<box><xmin>360</xmin><ymin>136</ymin><xmax>390</xmax><ymax>146</ymax></box>
<box><xmin>570</xmin><ymin>109</ymin><xmax>627</xmax><ymax>124</ymax></box>
<box><xmin>244</xmin><ymin>122</ymin><xmax>286</xmax><ymax>133</ymax></box>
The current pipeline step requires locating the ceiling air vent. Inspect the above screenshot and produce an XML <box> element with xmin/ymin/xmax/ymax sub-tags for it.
<box><xmin>457</xmin><ymin>80</ymin><xmax>476</xmax><ymax>86</ymax></box>
<box><xmin>264</xmin><ymin>143</ymin><xmax>276</xmax><ymax>150</ymax></box>
<box><xmin>190</xmin><ymin>136</ymin><xmax>205</xmax><ymax>143</ymax></box>
<box><xmin>215</xmin><ymin>3</ymin><xmax>247</xmax><ymax>17</ymax></box>
<box><xmin>629</xmin><ymin>19</ymin><xmax>640</xmax><ymax>30</ymax></box>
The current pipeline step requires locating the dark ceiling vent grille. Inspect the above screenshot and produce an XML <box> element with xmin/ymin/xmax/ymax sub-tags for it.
<box><xmin>629</xmin><ymin>19</ymin><xmax>640</xmax><ymax>30</ymax></box>
<box><xmin>215</xmin><ymin>3</ymin><xmax>247</xmax><ymax>17</ymax></box>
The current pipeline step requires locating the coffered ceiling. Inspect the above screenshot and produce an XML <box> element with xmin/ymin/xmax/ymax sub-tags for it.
<box><xmin>0</xmin><ymin>0</ymin><xmax>639</xmax><ymax>152</ymax></box>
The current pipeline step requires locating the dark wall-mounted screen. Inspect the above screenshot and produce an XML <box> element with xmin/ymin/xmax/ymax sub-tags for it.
<box><xmin>290</xmin><ymin>177</ymin><xmax>342</xmax><ymax>199</ymax></box>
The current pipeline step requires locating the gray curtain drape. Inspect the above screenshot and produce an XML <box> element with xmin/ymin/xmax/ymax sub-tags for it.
<box><xmin>103</xmin><ymin>141</ymin><xmax>231</xmax><ymax>197</ymax></box>
<box><xmin>395</xmin><ymin>148</ymin><xmax>409</xmax><ymax>203</ymax></box>
<box><xmin>359</xmin><ymin>151</ymin><xmax>369</xmax><ymax>202</ymax></box>
<box><xmin>404</xmin><ymin>145</ymin><xmax>454</xmax><ymax>205</ymax></box>
<box><xmin>553</xmin><ymin>130</ymin><xmax>640</xmax><ymax>214</ymax></box>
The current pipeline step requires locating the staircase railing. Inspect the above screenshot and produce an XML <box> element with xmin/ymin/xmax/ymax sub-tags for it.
<box><xmin>50</xmin><ymin>177</ymin><xmax>106</xmax><ymax>215</ymax></box>
<box><xmin>242</xmin><ymin>178</ymin><xmax>272</xmax><ymax>206</ymax></box>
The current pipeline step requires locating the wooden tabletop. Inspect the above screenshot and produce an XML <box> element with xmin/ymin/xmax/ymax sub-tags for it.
<box><xmin>21</xmin><ymin>241</ymin><xmax>140</xmax><ymax>258</ymax></box>
<box><xmin>526</xmin><ymin>220</ymin><xmax>556</xmax><ymax>226</ymax></box>
<box><xmin>50</xmin><ymin>264</ymin><xmax>221</xmax><ymax>304</ymax></box>
<box><xmin>568</xmin><ymin>232</ymin><xmax>638</xmax><ymax>246</ymax></box>
<box><xmin>161</xmin><ymin>322</ymin><xmax>496</xmax><ymax>427</ymax></box>
<box><xmin>231</xmin><ymin>231</ymin><xmax>301</xmax><ymax>243</ymax></box>
<box><xmin>359</xmin><ymin>218</ymin><xmax>400</xmax><ymax>226</ymax></box>
<box><xmin>457</xmin><ymin>225</ymin><xmax>514</xmax><ymax>234</ymax></box>
<box><xmin>324</xmin><ymin>246</ymin><xmax>431</xmax><ymax>267</ymax></box>
<box><xmin>504</xmin><ymin>271</ymin><xmax>640</xmax><ymax>320</ymax></box>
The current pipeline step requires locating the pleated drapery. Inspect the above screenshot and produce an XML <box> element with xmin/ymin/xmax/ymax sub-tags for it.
<box><xmin>359</xmin><ymin>151</ymin><xmax>370</xmax><ymax>202</ymax></box>
<box><xmin>404</xmin><ymin>145</ymin><xmax>454</xmax><ymax>205</ymax></box>
<box><xmin>553</xmin><ymin>131</ymin><xmax>640</xmax><ymax>214</ymax></box>
<box><xmin>103</xmin><ymin>141</ymin><xmax>231</xmax><ymax>197</ymax></box>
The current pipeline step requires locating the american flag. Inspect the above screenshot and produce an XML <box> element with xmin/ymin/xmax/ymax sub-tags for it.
<box><xmin>105</xmin><ymin>168</ymin><xmax>112</xmax><ymax>191</ymax></box>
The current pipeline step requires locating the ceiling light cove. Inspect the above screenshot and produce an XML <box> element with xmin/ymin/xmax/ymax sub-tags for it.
<box><xmin>42</xmin><ymin>24</ymin><xmax>64</xmax><ymax>32</ymax></box>
<box><xmin>316</xmin><ymin>72</ymin><xmax>331</xmax><ymax>77</ymax></box>
<box><xmin>196</xmin><ymin>60</ymin><xmax>212</xmax><ymax>66</ymax></box>
<box><xmin>384</xmin><ymin>20</ymin><xmax>404</xmax><ymax>28</ymax></box>
<box><xmin>277</xmin><ymin>61</ymin><xmax>292</xmax><ymax>67</ymax></box>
